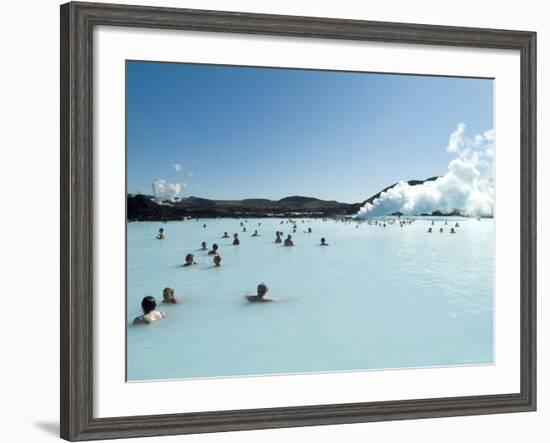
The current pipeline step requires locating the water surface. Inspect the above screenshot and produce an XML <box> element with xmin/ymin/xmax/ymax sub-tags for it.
<box><xmin>127</xmin><ymin>217</ymin><xmax>493</xmax><ymax>381</ymax></box>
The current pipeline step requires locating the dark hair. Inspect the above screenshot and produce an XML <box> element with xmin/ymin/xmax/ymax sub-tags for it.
<box><xmin>159</xmin><ymin>228</ymin><xmax>164</xmax><ymax>232</ymax></box>
<box><xmin>212</xmin><ymin>243</ymin><xmax>218</xmax><ymax>250</ymax></box>
<box><xmin>185</xmin><ymin>253</ymin><xmax>194</xmax><ymax>262</ymax></box>
<box><xmin>321</xmin><ymin>237</ymin><xmax>326</xmax><ymax>242</ymax></box>
<box><xmin>141</xmin><ymin>296</ymin><xmax>156</xmax><ymax>314</ymax></box>
<box><xmin>257</xmin><ymin>283</ymin><xmax>268</xmax><ymax>296</ymax></box>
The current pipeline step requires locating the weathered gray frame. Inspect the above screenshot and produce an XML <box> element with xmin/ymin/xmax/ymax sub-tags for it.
<box><xmin>60</xmin><ymin>2</ymin><xmax>537</xmax><ymax>441</ymax></box>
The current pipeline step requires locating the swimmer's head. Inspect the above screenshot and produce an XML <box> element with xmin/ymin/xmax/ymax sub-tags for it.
<box><xmin>185</xmin><ymin>253</ymin><xmax>194</xmax><ymax>264</ymax></box>
<box><xmin>233</xmin><ymin>233</ymin><xmax>238</xmax><ymax>238</ymax></box>
<box><xmin>159</xmin><ymin>228</ymin><xmax>164</xmax><ymax>233</ymax></box>
<box><xmin>201</xmin><ymin>241</ymin><xmax>207</xmax><ymax>249</ymax></box>
<box><xmin>213</xmin><ymin>255</ymin><xmax>222</xmax><ymax>266</ymax></box>
<box><xmin>162</xmin><ymin>287</ymin><xmax>175</xmax><ymax>302</ymax></box>
<box><xmin>321</xmin><ymin>237</ymin><xmax>326</xmax><ymax>244</ymax></box>
<box><xmin>212</xmin><ymin>243</ymin><xmax>219</xmax><ymax>251</ymax></box>
<box><xmin>141</xmin><ymin>296</ymin><xmax>157</xmax><ymax>314</ymax></box>
<box><xmin>257</xmin><ymin>282</ymin><xmax>268</xmax><ymax>297</ymax></box>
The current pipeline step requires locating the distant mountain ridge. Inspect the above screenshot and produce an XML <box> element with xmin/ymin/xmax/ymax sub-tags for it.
<box><xmin>127</xmin><ymin>177</ymin><xmax>442</xmax><ymax>221</ymax></box>
<box><xmin>127</xmin><ymin>194</ymin><xmax>362</xmax><ymax>221</ymax></box>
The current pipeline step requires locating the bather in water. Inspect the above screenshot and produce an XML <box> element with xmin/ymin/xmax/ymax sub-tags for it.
<box><xmin>162</xmin><ymin>287</ymin><xmax>180</xmax><ymax>304</ymax></box>
<box><xmin>200</xmin><ymin>241</ymin><xmax>208</xmax><ymax>250</ymax></box>
<box><xmin>284</xmin><ymin>234</ymin><xmax>294</xmax><ymax>246</ymax></box>
<box><xmin>275</xmin><ymin>231</ymin><xmax>282</xmax><ymax>243</ymax></box>
<box><xmin>245</xmin><ymin>282</ymin><xmax>274</xmax><ymax>302</ymax></box>
<box><xmin>213</xmin><ymin>254</ymin><xmax>222</xmax><ymax>267</ymax></box>
<box><xmin>208</xmin><ymin>243</ymin><xmax>219</xmax><ymax>255</ymax></box>
<box><xmin>222</xmin><ymin>231</ymin><xmax>230</xmax><ymax>238</ymax></box>
<box><xmin>320</xmin><ymin>237</ymin><xmax>329</xmax><ymax>246</ymax></box>
<box><xmin>427</xmin><ymin>227</ymin><xmax>433</xmax><ymax>233</ymax></box>
<box><xmin>133</xmin><ymin>296</ymin><xmax>165</xmax><ymax>325</ymax></box>
<box><xmin>183</xmin><ymin>253</ymin><xmax>196</xmax><ymax>267</ymax></box>
<box><xmin>232</xmin><ymin>233</ymin><xmax>240</xmax><ymax>245</ymax></box>
<box><xmin>252</xmin><ymin>229</ymin><xmax>259</xmax><ymax>237</ymax></box>
<box><xmin>156</xmin><ymin>228</ymin><xmax>165</xmax><ymax>240</ymax></box>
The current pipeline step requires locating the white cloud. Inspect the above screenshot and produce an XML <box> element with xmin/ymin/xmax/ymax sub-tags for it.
<box><xmin>152</xmin><ymin>178</ymin><xmax>186</xmax><ymax>202</ymax></box>
<box><xmin>172</xmin><ymin>163</ymin><xmax>182</xmax><ymax>172</ymax></box>
<box><xmin>446</xmin><ymin>122</ymin><xmax>466</xmax><ymax>153</ymax></box>
<box><xmin>357</xmin><ymin>123</ymin><xmax>494</xmax><ymax>218</ymax></box>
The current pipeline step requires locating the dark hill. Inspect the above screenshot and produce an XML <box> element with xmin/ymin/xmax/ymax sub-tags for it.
<box><xmin>127</xmin><ymin>194</ymin><xmax>361</xmax><ymax>221</ymax></box>
<box><xmin>278</xmin><ymin>196</ymin><xmax>323</xmax><ymax>203</ymax></box>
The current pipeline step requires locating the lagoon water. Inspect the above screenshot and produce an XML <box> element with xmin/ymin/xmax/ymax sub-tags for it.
<box><xmin>127</xmin><ymin>217</ymin><xmax>493</xmax><ymax>381</ymax></box>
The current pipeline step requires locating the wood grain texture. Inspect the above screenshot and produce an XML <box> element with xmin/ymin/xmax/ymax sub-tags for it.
<box><xmin>60</xmin><ymin>2</ymin><xmax>537</xmax><ymax>441</ymax></box>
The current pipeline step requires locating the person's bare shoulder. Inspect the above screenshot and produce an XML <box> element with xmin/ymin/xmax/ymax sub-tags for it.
<box><xmin>132</xmin><ymin>316</ymin><xmax>146</xmax><ymax>325</ymax></box>
<box><xmin>245</xmin><ymin>295</ymin><xmax>274</xmax><ymax>302</ymax></box>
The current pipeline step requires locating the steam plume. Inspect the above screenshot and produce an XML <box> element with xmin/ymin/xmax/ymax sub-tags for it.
<box><xmin>152</xmin><ymin>178</ymin><xmax>185</xmax><ymax>203</ymax></box>
<box><xmin>356</xmin><ymin>123</ymin><xmax>494</xmax><ymax>218</ymax></box>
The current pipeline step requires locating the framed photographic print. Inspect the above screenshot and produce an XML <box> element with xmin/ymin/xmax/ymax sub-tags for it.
<box><xmin>60</xmin><ymin>1</ymin><xmax>536</xmax><ymax>441</ymax></box>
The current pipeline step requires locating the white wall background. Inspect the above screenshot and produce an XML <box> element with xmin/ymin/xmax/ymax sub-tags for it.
<box><xmin>0</xmin><ymin>0</ymin><xmax>546</xmax><ymax>442</ymax></box>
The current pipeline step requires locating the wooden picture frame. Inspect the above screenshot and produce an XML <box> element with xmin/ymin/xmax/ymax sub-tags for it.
<box><xmin>60</xmin><ymin>1</ymin><xmax>536</xmax><ymax>440</ymax></box>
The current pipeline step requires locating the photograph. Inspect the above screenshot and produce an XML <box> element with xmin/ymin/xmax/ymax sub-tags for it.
<box><xmin>126</xmin><ymin>61</ymin><xmax>495</xmax><ymax>382</ymax></box>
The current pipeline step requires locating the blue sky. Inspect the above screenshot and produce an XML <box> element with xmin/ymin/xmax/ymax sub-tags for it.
<box><xmin>127</xmin><ymin>61</ymin><xmax>493</xmax><ymax>203</ymax></box>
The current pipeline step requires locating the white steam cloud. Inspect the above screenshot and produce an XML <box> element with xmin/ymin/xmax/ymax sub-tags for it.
<box><xmin>152</xmin><ymin>178</ymin><xmax>185</xmax><ymax>203</ymax></box>
<box><xmin>356</xmin><ymin>123</ymin><xmax>494</xmax><ymax>218</ymax></box>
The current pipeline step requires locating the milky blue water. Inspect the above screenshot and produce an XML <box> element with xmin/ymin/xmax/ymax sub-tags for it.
<box><xmin>127</xmin><ymin>217</ymin><xmax>493</xmax><ymax>381</ymax></box>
